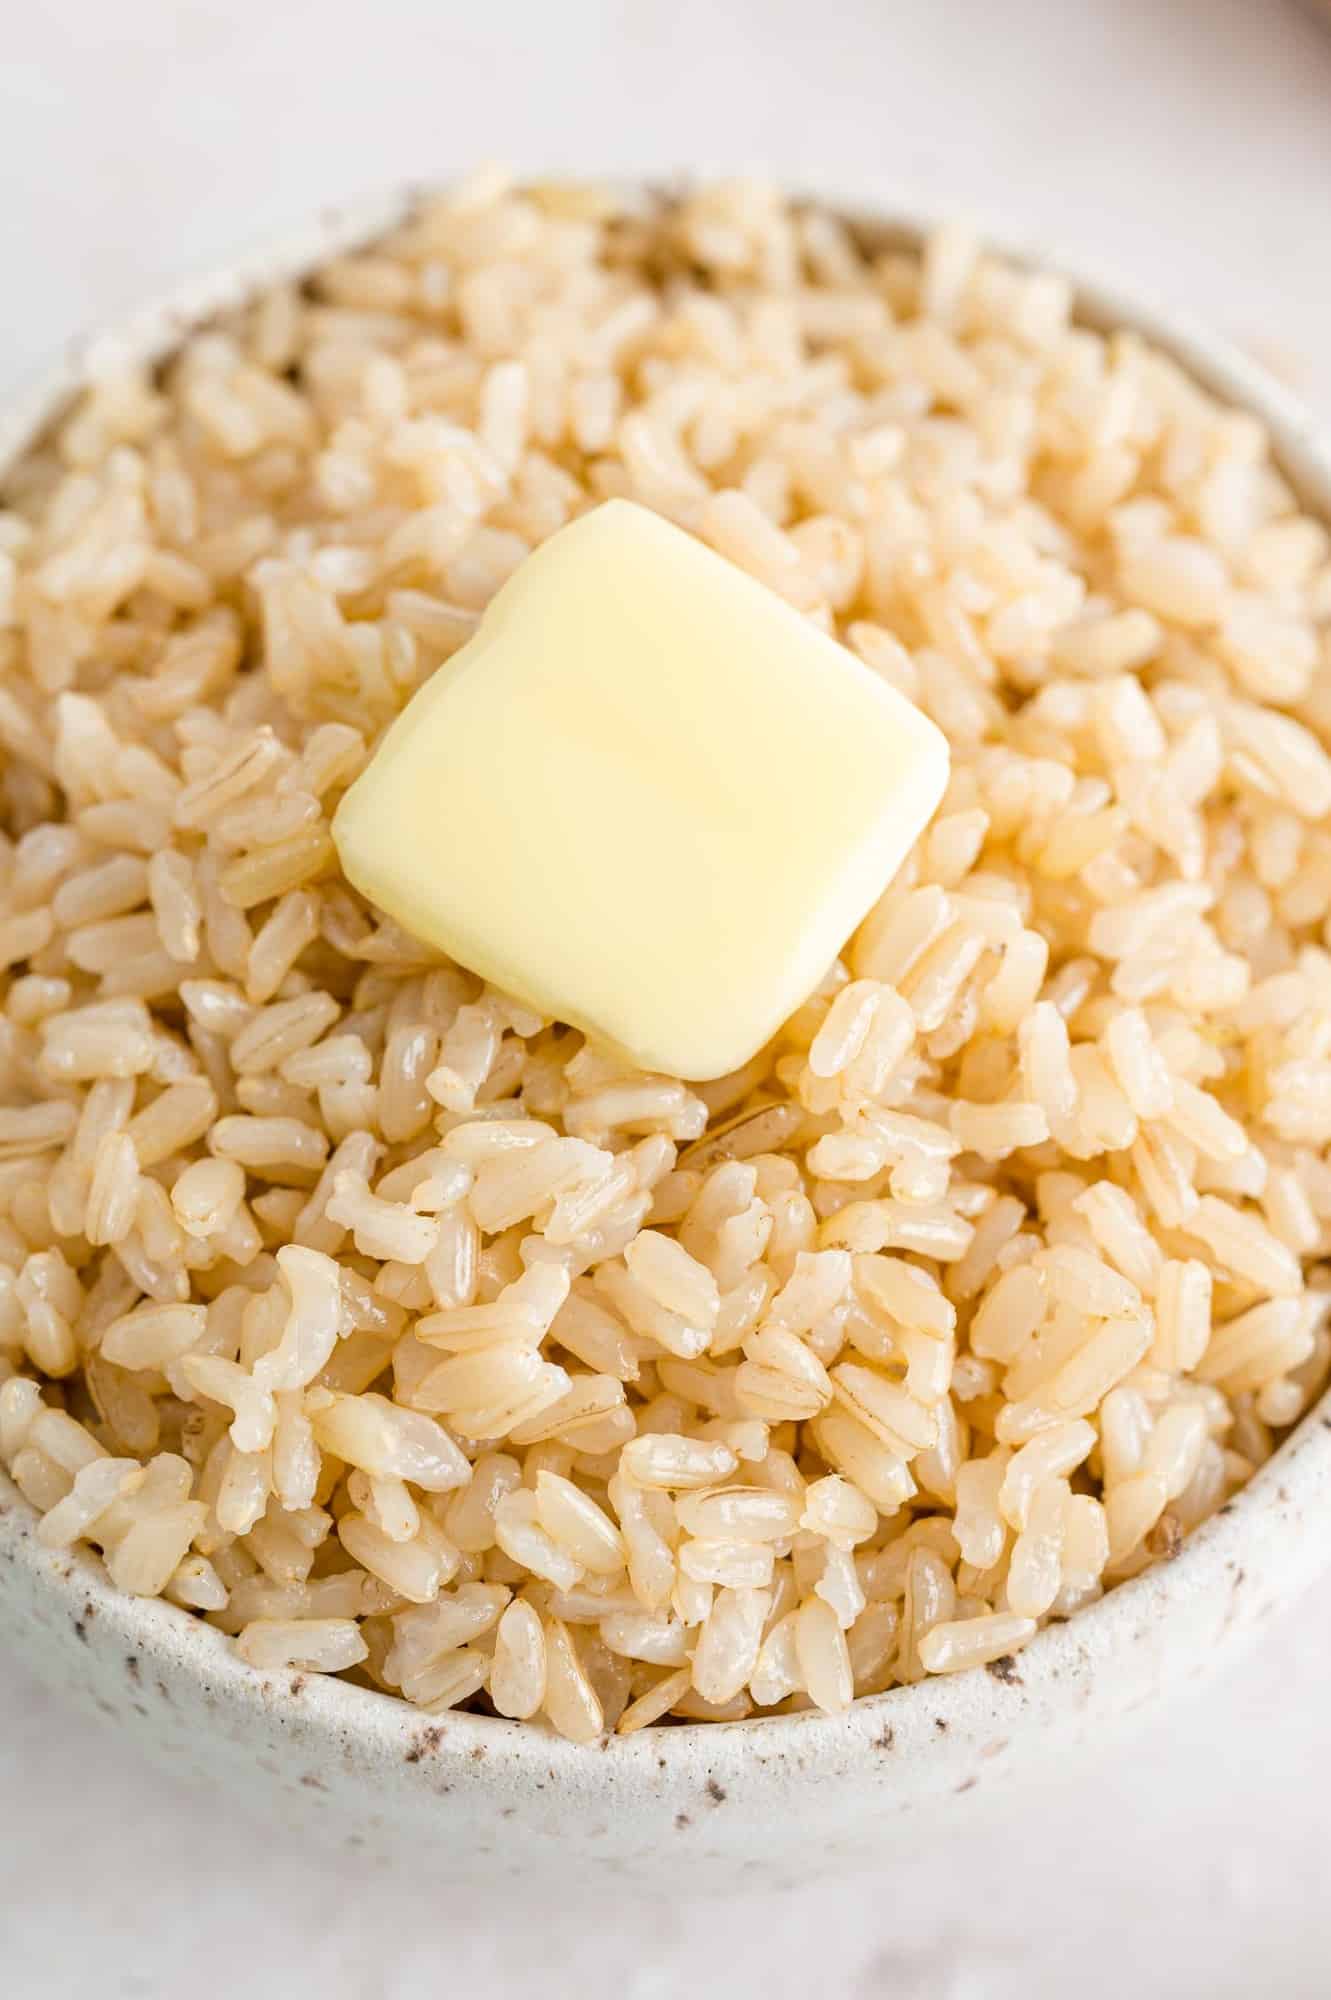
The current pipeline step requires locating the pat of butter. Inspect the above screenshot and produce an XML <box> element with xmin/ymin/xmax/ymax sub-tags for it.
<box><xmin>333</xmin><ymin>499</ymin><xmax>948</xmax><ymax>1080</ymax></box>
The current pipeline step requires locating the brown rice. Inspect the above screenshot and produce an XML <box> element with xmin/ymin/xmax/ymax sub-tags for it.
<box><xmin>1</xmin><ymin>176</ymin><xmax>1330</xmax><ymax>1742</ymax></box>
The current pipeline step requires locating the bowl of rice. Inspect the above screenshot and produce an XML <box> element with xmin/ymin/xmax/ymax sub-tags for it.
<box><xmin>2</xmin><ymin>175</ymin><xmax>1331</xmax><ymax>1887</ymax></box>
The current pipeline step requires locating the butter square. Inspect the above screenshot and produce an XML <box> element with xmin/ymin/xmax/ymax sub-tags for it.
<box><xmin>333</xmin><ymin>499</ymin><xmax>949</xmax><ymax>1080</ymax></box>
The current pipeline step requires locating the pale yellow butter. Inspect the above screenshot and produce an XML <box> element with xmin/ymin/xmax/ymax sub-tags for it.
<box><xmin>332</xmin><ymin>499</ymin><xmax>949</xmax><ymax>1080</ymax></box>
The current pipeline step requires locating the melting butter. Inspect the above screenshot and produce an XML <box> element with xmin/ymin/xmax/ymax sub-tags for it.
<box><xmin>333</xmin><ymin>499</ymin><xmax>948</xmax><ymax>1079</ymax></box>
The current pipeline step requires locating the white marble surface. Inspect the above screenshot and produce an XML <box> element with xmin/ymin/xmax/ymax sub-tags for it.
<box><xmin>3</xmin><ymin>0</ymin><xmax>1331</xmax><ymax>1993</ymax></box>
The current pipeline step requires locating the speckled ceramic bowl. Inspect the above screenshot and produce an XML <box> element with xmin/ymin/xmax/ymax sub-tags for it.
<box><xmin>3</xmin><ymin>189</ymin><xmax>1331</xmax><ymax>1892</ymax></box>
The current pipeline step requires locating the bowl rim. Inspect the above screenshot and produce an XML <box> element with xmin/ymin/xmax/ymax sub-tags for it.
<box><xmin>3</xmin><ymin>180</ymin><xmax>1331</xmax><ymax>1794</ymax></box>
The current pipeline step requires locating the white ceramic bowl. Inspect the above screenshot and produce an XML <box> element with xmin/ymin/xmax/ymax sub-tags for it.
<box><xmin>3</xmin><ymin>189</ymin><xmax>1330</xmax><ymax>1893</ymax></box>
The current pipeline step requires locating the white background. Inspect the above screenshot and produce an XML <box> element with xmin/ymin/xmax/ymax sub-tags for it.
<box><xmin>3</xmin><ymin>2</ymin><xmax>1331</xmax><ymax>1993</ymax></box>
